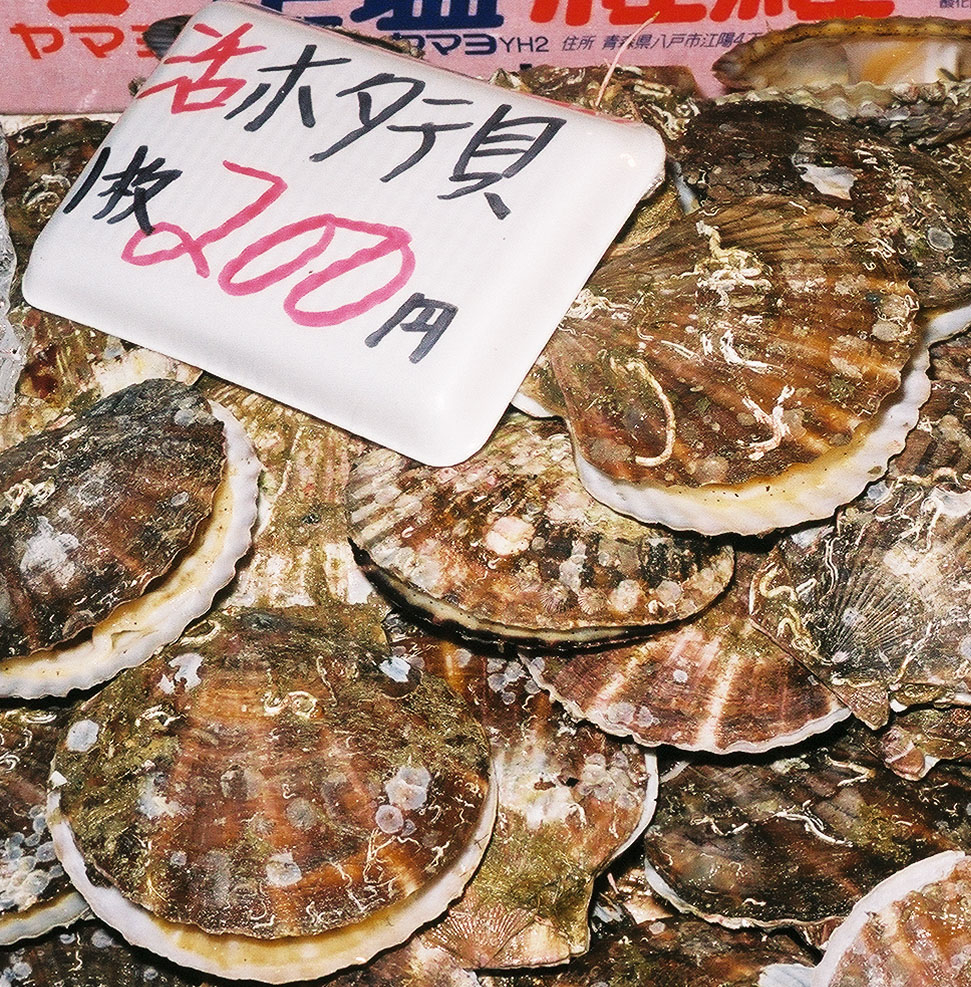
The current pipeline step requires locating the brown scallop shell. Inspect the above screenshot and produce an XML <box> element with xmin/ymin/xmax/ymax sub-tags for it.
<box><xmin>750</xmin><ymin>376</ymin><xmax>971</xmax><ymax>729</ymax></box>
<box><xmin>383</xmin><ymin>615</ymin><xmax>657</xmax><ymax>968</ymax></box>
<box><xmin>677</xmin><ymin>100</ymin><xmax>971</xmax><ymax>309</ymax></box>
<box><xmin>876</xmin><ymin>706</ymin><xmax>971</xmax><ymax>781</ymax></box>
<box><xmin>523</xmin><ymin>550</ymin><xmax>847</xmax><ymax>755</ymax></box>
<box><xmin>713</xmin><ymin>17</ymin><xmax>971</xmax><ymax>147</ymax></box>
<box><xmin>813</xmin><ymin>851</ymin><xmax>971</xmax><ymax>986</ymax></box>
<box><xmin>0</xmin><ymin>379</ymin><xmax>226</xmax><ymax>658</ymax></box>
<box><xmin>641</xmin><ymin>724</ymin><xmax>971</xmax><ymax>937</ymax></box>
<box><xmin>346</xmin><ymin>413</ymin><xmax>734</xmax><ymax>644</ymax></box>
<box><xmin>1</xmin><ymin>705</ymin><xmax>87</xmax><ymax>944</ymax></box>
<box><xmin>48</xmin><ymin>606</ymin><xmax>494</xmax><ymax>980</ymax></box>
<box><xmin>547</xmin><ymin>194</ymin><xmax>921</xmax><ymax>534</ymax></box>
<box><xmin>2</xmin><ymin>118</ymin><xmax>199</xmax><ymax>449</ymax></box>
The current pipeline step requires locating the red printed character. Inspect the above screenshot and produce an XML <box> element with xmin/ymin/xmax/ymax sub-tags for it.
<box><xmin>603</xmin><ymin>0</ymin><xmax>707</xmax><ymax>24</ymax></box>
<box><xmin>530</xmin><ymin>0</ymin><xmax>595</xmax><ymax>26</ymax></box>
<box><xmin>788</xmin><ymin>0</ymin><xmax>894</xmax><ymax>17</ymax></box>
<box><xmin>137</xmin><ymin>22</ymin><xmax>267</xmax><ymax>112</ymax></box>
<box><xmin>709</xmin><ymin>0</ymin><xmax>782</xmax><ymax>20</ymax></box>
<box><xmin>69</xmin><ymin>24</ymin><xmax>124</xmax><ymax>56</ymax></box>
<box><xmin>47</xmin><ymin>0</ymin><xmax>129</xmax><ymax>13</ymax></box>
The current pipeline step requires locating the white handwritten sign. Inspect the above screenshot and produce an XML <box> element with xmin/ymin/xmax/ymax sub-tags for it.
<box><xmin>23</xmin><ymin>0</ymin><xmax>665</xmax><ymax>464</ymax></box>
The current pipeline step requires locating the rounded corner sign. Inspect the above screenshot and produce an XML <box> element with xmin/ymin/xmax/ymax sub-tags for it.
<box><xmin>22</xmin><ymin>0</ymin><xmax>666</xmax><ymax>464</ymax></box>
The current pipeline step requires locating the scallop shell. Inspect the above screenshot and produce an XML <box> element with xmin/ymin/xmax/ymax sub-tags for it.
<box><xmin>712</xmin><ymin>17</ymin><xmax>971</xmax><ymax>147</ymax></box>
<box><xmin>196</xmin><ymin>381</ymin><xmax>382</xmax><ymax>614</ymax></box>
<box><xmin>677</xmin><ymin>100</ymin><xmax>971</xmax><ymax>309</ymax></box>
<box><xmin>47</xmin><ymin>606</ymin><xmax>495</xmax><ymax>982</ymax></box>
<box><xmin>383</xmin><ymin>615</ymin><xmax>658</xmax><ymax>968</ymax></box>
<box><xmin>641</xmin><ymin>724</ymin><xmax>971</xmax><ymax>936</ymax></box>
<box><xmin>346</xmin><ymin>413</ymin><xmax>734</xmax><ymax>644</ymax></box>
<box><xmin>750</xmin><ymin>376</ymin><xmax>971</xmax><ymax>728</ymax></box>
<box><xmin>876</xmin><ymin>706</ymin><xmax>971</xmax><ymax>781</ymax></box>
<box><xmin>546</xmin><ymin>194</ymin><xmax>924</xmax><ymax>535</ymax></box>
<box><xmin>3</xmin><ymin>119</ymin><xmax>199</xmax><ymax>451</ymax></box>
<box><xmin>0</xmin><ymin>705</ymin><xmax>87</xmax><ymax>945</ymax></box>
<box><xmin>0</xmin><ymin>920</ymin><xmax>215</xmax><ymax>987</ymax></box>
<box><xmin>0</xmin><ymin>378</ymin><xmax>261</xmax><ymax>698</ymax></box>
<box><xmin>813</xmin><ymin>851</ymin><xmax>971</xmax><ymax>986</ymax></box>
<box><xmin>522</xmin><ymin>550</ymin><xmax>848</xmax><ymax>755</ymax></box>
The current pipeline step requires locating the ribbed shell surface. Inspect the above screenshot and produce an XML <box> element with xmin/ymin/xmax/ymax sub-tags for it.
<box><xmin>51</xmin><ymin>607</ymin><xmax>492</xmax><ymax>939</ymax></box>
<box><xmin>346</xmin><ymin>413</ymin><xmax>734</xmax><ymax>642</ymax></box>
<box><xmin>0</xmin><ymin>379</ymin><xmax>225</xmax><ymax>658</ymax></box>
<box><xmin>523</xmin><ymin>550</ymin><xmax>847</xmax><ymax>755</ymax></box>
<box><xmin>677</xmin><ymin>100</ymin><xmax>971</xmax><ymax>307</ymax></box>
<box><xmin>642</xmin><ymin>725</ymin><xmax>971</xmax><ymax>932</ymax></box>
<box><xmin>549</xmin><ymin>195</ymin><xmax>918</xmax><ymax>490</ymax></box>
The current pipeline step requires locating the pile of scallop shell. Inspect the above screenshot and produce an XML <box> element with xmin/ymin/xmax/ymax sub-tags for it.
<box><xmin>6</xmin><ymin>14</ymin><xmax>971</xmax><ymax>986</ymax></box>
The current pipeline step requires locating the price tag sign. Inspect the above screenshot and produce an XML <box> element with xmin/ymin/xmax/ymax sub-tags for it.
<box><xmin>23</xmin><ymin>0</ymin><xmax>665</xmax><ymax>465</ymax></box>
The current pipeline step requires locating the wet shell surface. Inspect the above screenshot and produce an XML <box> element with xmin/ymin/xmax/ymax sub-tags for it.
<box><xmin>677</xmin><ymin>100</ymin><xmax>971</xmax><ymax>309</ymax></box>
<box><xmin>2</xmin><ymin>119</ymin><xmax>199</xmax><ymax>448</ymax></box>
<box><xmin>384</xmin><ymin>615</ymin><xmax>658</xmax><ymax>968</ymax></box>
<box><xmin>523</xmin><ymin>550</ymin><xmax>847</xmax><ymax>755</ymax></box>
<box><xmin>641</xmin><ymin>724</ymin><xmax>971</xmax><ymax>936</ymax></box>
<box><xmin>750</xmin><ymin>376</ymin><xmax>971</xmax><ymax>728</ymax></box>
<box><xmin>346</xmin><ymin>413</ymin><xmax>734</xmax><ymax>643</ymax></box>
<box><xmin>546</xmin><ymin>194</ymin><xmax>924</xmax><ymax>535</ymax></box>
<box><xmin>47</xmin><ymin>607</ymin><xmax>496</xmax><ymax>982</ymax></box>
<box><xmin>0</xmin><ymin>705</ymin><xmax>86</xmax><ymax>945</ymax></box>
<box><xmin>712</xmin><ymin>16</ymin><xmax>971</xmax><ymax>147</ymax></box>
<box><xmin>877</xmin><ymin>706</ymin><xmax>971</xmax><ymax>781</ymax></box>
<box><xmin>0</xmin><ymin>378</ymin><xmax>260</xmax><ymax>698</ymax></box>
<box><xmin>811</xmin><ymin>850</ymin><xmax>971</xmax><ymax>985</ymax></box>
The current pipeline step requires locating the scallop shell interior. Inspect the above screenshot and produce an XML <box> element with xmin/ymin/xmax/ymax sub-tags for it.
<box><xmin>47</xmin><ymin>607</ymin><xmax>495</xmax><ymax>982</ymax></box>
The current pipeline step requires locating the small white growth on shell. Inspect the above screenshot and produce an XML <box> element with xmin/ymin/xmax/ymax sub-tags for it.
<box><xmin>795</xmin><ymin>163</ymin><xmax>856</xmax><ymax>199</ymax></box>
<box><xmin>137</xmin><ymin>775</ymin><xmax>184</xmax><ymax>820</ymax></box>
<box><xmin>929</xmin><ymin>487</ymin><xmax>971</xmax><ymax>518</ymax></box>
<box><xmin>655</xmin><ymin>580</ymin><xmax>684</xmax><ymax>607</ymax></box>
<box><xmin>65</xmin><ymin>718</ymin><xmax>100</xmax><ymax>753</ymax></box>
<box><xmin>385</xmin><ymin>765</ymin><xmax>431</xmax><ymax>810</ymax></box>
<box><xmin>484</xmin><ymin>515</ymin><xmax>535</xmax><ymax>557</ymax></box>
<box><xmin>608</xmin><ymin>579</ymin><xmax>642</xmax><ymax>614</ymax></box>
<box><xmin>672</xmin><ymin>669</ymin><xmax>689</xmax><ymax>684</ymax></box>
<box><xmin>379</xmin><ymin>654</ymin><xmax>412</xmax><ymax>683</ymax></box>
<box><xmin>265</xmin><ymin>851</ymin><xmax>302</xmax><ymax>887</ymax></box>
<box><xmin>375</xmin><ymin>804</ymin><xmax>404</xmax><ymax>834</ymax></box>
<box><xmin>20</xmin><ymin>517</ymin><xmax>80</xmax><ymax>589</ymax></box>
<box><xmin>169</xmin><ymin>652</ymin><xmax>204</xmax><ymax>689</ymax></box>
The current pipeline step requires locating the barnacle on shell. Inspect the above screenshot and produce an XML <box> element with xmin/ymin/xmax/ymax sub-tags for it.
<box><xmin>545</xmin><ymin>194</ymin><xmax>926</xmax><ymax>535</ymax></box>
<box><xmin>346</xmin><ymin>412</ymin><xmax>734</xmax><ymax>644</ymax></box>
<box><xmin>46</xmin><ymin>607</ymin><xmax>496</xmax><ymax>983</ymax></box>
<box><xmin>522</xmin><ymin>550</ymin><xmax>848</xmax><ymax>755</ymax></box>
<box><xmin>0</xmin><ymin>706</ymin><xmax>87</xmax><ymax>945</ymax></box>
<box><xmin>0</xmin><ymin>378</ymin><xmax>260</xmax><ymax>697</ymax></box>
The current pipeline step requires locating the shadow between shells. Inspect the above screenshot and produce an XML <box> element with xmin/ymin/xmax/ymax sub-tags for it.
<box><xmin>8</xmin><ymin>17</ymin><xmax>971</xmax><ymax>985</ymax></box>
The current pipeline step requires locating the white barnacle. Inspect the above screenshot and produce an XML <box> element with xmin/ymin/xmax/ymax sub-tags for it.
<box><xmin>65</xmin><ymin>719</ymin><xmax>100</xmax><ymax>753</ymax></box>
<box><xmin>265</xmin><ymin>851</ymin><xmax>302</xmax><ymax>887</ymax></box>
<box><xmin>20</xmin><ymin>517</ymin><xmax>81</xmax><ymax>590</ymax></box>
<box><xmin>385</xmin><ymin>764</ymin><xmax>431</xmax><ymax>811</ymax></box>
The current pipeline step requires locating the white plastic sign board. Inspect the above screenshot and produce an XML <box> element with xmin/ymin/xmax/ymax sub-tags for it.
<box><xmin>23</xmin><ymin>0</ymin><xmax>666</xmax><ymax>465</ymax></box>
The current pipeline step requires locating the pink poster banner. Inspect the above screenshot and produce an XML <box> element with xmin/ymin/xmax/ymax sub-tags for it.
<box><xmin>2</xmin><ymin>0</ymin><xmax>968</xmax><ymax>112</ymax></box>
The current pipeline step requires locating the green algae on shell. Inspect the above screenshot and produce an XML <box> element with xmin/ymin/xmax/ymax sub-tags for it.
<box><xmin>383</xmin><ymin>614</ymin><xmax>658</xmax><ymax>969</ymax></box>
<box><xmin>346</xmin><ymin>413</ymin><xmax>733</xmax><ymax>645</ymax></box>
<box><xmin>47</xmin><ymin>607</ymin><xmax>496</xmax><ymax>982</ymax></box>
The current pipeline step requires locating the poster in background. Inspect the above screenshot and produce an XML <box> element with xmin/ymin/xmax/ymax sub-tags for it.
<box><xmin>3</xmin><ymin>0</ymin><xmax>962</xmax><ymax>113</ymax></box>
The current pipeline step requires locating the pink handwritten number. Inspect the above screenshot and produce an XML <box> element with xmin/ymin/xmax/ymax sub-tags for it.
<box><xmin>121</xmin><ymin>160</ymin><xmax>414</xmax><ymax>328</ymax></box>
<box><xmin>219</xmin><ymin>215</ymin><xmax>415</xmax><ymax>326</ymax></box>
